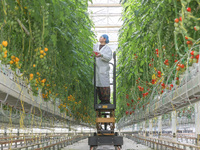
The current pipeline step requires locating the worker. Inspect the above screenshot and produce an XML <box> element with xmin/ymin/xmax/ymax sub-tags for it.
<box><xmin>93</xmin><ymin>34</ymin><xmax>112</xmax><ymax>104</ymax></box>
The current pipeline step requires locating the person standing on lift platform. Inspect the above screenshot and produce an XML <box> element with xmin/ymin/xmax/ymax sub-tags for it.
<box><xmin>93</xmin><ymin>34</ymin><xmax>112</xmax><ymax>104</ymax></box>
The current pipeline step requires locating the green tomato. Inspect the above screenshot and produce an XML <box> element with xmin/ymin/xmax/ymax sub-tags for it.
<box><xmin>174</xmin><ymin>23</ymin><xmax>179</xmax><ymax>27</ymax></box>
<box><xmin>175</xmin><ymin>27</ymin><xmax>180</xmax><ymax>32</ymax></box>
<box><xmin>0</xmin><ymin>44</ymin><xmax>3</xmax><ymax>52</ymax></box>
<box><xmin>2</xmin><ymin>48</ymin><xmax>6</xmax><ymax>52</ymax></box>
<box><xmin>194</xmin><ymin>51</ymin><xmax>199</xmax><ymax>56</ymax></box>
<box><xmin>193</xmin><ymin>58</ymin><xmax>198</xmax><ymax>63</ymax></box>
<box><xmin>176</xmin><ymin>80</ymin><xmax>180</xmax><ymax>85</ymax></box>
<box><xmin>189</xmin><ymin>58</ymin><xmax>193</xmax><ymax>63</ymax></box>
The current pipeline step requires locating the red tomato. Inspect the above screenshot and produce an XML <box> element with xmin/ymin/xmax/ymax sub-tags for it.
<box><xmin>185</xmin><ymin>36</ymin><xmax>188</xmax><ymax>40</ymax></box>
<box><xmin>174</xmin><ymin>18</ymin><xmax>179</xmax><ymax>23</ymax></box>
<box><xmin>180</xmin><ymin>64</ymin><xmax>185</xmax><ymax>68</ymax></box>
<box><xmin>93</xmin><ymin>51</ymin><xmax>99</xmax><ymax>56</ymax></box>
<box><xmin>127</xmin><ymin>103</ymin><xmax>130</xmax><ymax>106</ymax></box>
<box><xmin>131</xmin><ymin>99</ymin><xmax>134</xmax><ymax>103</ymax></box>
<box><xmin>174</xmin><ymin>60</ymin><xmax>178</xmax><ymax>62</ymax></box>
<box><xmin>176</xmin><ymin>66</ymin><xmax>180</xmax><ymax>71</ymax></box>
<box><xmin>126</xmin><ymin>111</ymin><xmax>129</xmax><ymax>115</ymax></box>
<box><xmin>157</xmin><ymin>71</ymin><xmax>161</xmax><ymax>74</ymax></box>
<box><xmin>155</xmin><ymin>49</ymin><xmax>158</xmax><ymax>52</ymax></box>
<box><xmin>187</xmin><ymin>41</ymin><xmax>191</xmax><ymax>45</ymax></box>
<box><xmin>161</xmin><ymin>83</ymin><xmax>165</xmax><ymax>87</ymax></box>
<box><xmin>194</xmin><ymin>26</ymin><xmax>198</xmax><ymax>31</ymax></box>
<box><xmin>170</xmin><ymin>84</ymin><xmax>173</xmax><ymax>87</ymax></box>
<box><xmin>187</xmin><ymin>7</ymin><xmax>191</xmax><ymax>12</ymax></box>
<box><xmin>191</xmin><ymin>51</ymin><xmax>194</xmax><ymax>55</ymax></box>
<box><xmin>179</xmin><ymin>17</ymin><xmax>182</xmax><ymax>21</ymax></box>
<box><xmin>196</xmin><ymin>54</ymin><xmax>199</xmax><ymax>59</ymax></box>
<box><xmin>149</xmin><ymin>64</ymin><xmax>152</xmax><ymax>66</ymax></box>
<box><xmin>157</xmin><ymin>74</ymin><xmax>161</xmax><ymax>78</ymax></box>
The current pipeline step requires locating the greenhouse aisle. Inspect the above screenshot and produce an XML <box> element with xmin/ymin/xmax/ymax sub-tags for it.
<box><xmin>62</xmin><ymin>138</ymin><xmax>152</xmax><ymax>150</ymax></box>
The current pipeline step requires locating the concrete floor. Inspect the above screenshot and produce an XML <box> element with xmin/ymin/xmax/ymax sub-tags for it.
<box><xmin>62</xmin><ymin>137</ymin><xmax>152</xmax><ymax>150</ymax></box>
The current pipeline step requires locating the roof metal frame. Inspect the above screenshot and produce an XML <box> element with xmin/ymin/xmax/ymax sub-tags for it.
<box><xmin>88</xmin><ymin>4</ymin><xmax>121</xmax><ymax>7</ymax></box>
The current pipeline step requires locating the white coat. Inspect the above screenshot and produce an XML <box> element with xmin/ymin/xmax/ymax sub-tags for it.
<box><xmin>93</xmin><ymin>43</ymin><xmax>112</xmax><ymax>87</ymax></box>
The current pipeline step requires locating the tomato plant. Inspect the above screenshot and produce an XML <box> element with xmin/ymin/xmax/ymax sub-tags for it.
<box><xmin>0</xmin><ymin>0</ymin><xmax>96</xmax><ymax>125</ymax></box>
<box><xmin>116</xmin><ymin>0</ymin><xmax>200</xmax><ymax>121</ymax></box>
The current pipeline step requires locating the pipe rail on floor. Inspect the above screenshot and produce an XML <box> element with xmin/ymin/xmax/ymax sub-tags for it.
<box><xmin>122</xmin><ymin>134</ymin><xmax>200</xmax><ymax>150</ymax></box>
<box><xmin>0</xmin><ymin>133</ymin><xmax>90</xmax><ymax>150</ymax></box>
<box><xmin>121</xmin><ymin>132</ymin><xmax>198</xmax><ymax>145</ymax></box>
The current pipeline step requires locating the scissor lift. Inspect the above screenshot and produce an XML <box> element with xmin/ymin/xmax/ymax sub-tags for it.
<box><xmin>88</xmin><ymin>52</ymin><xmax>123</xmax><ymax>150</ymax></box>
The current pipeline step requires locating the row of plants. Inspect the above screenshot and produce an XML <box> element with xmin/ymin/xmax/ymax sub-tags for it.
<box><xmin>0</xmin><ymin>0</ymin><xmax>96</xmax><ymax>125</ymax></box>
<box><xmin>116</xmin><ymin>0</ymin><xmax>200</xmax><ymax>122</ymax></box>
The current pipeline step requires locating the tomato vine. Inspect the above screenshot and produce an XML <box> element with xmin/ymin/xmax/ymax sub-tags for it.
<box><xmin>0</xmin><ymin>0</ymin><xmax>96</xmax><ymax>125</ymax></box>
<box><xmin>116</xmin><ymin>0</ymin><xmax>200</xmax><ymax>121</ymax></box>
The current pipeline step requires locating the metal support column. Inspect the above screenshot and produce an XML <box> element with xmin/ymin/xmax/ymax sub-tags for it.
<box><xmin>134</xmin><ymin>124</ymin><xmax>137</xmax><ymax>132</ymax></box>
<box><xmin>149</xmin><ymin>119</ymin><xmax>153</xmax><ymax>137</ymax></box>
<box><xmin>4</xmin><ymin>127</ymin><xmax>7</xmax><ymax>136</ymax></box>
<box><xmin>195</xmin><ymin>101</ymin><xmax>200</xmax><ymax>146</ymax></box>
<box><xmin>158</xmin><ymin>116</ymin><xmax>162</xmax><ymax>138</ymax></box>
<box><xmin>139</xmin><ymin>123</ymin><xmax>142</xmax><ymax>136</ymax></box>
<box><xmin>171</xmin><ymin>111</ymin><xmax>177</xmax><ymax>142</ymax></box>
<box><xmin>143</xmin><ymin>121</ymin><xmax>146</xmax><ymax>137</ymax></box>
